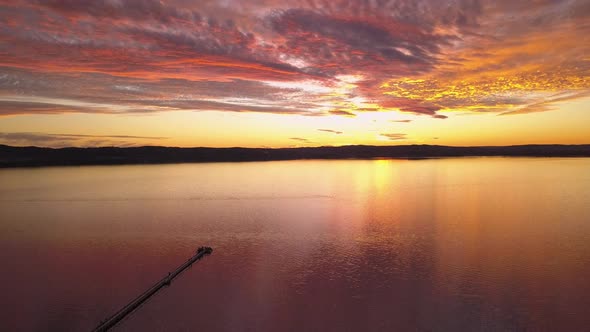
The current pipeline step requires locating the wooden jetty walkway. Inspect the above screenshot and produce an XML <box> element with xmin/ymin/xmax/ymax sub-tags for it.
<box><xmin>93</xmin><ymin>246</ymin><xmax>213</xmax><ymax>332</ymax></box>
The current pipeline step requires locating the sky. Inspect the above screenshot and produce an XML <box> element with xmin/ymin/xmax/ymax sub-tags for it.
<box><xmin>0</xmin><ymin>0</ymin><xmax>589</xmax><ymax>148</ymax></box>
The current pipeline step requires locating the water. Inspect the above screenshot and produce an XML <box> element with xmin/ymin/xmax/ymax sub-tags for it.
<box><xmin>1</xmin><ymin>158</ymin><xmax>589</xmax><ymax>331</ymax></box>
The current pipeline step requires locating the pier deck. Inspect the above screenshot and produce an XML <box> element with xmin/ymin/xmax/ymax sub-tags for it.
<box><xmin>93</xmin><ymin>246</ymin><xmax>213</xmax><ymax>332</ymax></box>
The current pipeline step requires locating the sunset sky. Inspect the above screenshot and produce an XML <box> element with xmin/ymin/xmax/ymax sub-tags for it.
<box><xmin>0</xmin><ymin>0</ymin><xmax>588</xmax><ymax>148</ymax></box>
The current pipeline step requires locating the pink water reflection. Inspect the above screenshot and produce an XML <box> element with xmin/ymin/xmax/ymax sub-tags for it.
<box><xmin>1</xmin><ymin>158</ymin><xmax>589</xmax><ymax>330</ymax></box>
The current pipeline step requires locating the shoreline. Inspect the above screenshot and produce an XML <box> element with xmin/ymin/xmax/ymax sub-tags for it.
<box><xmin>1</xmin><ymin>144</ymin><xmax>589</xmax><ymax>168</ymax></box>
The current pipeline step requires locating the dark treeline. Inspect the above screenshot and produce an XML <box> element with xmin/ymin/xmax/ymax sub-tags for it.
<box><xmin>1</xmin><ymin>144</ymin><xmax>589</xmax><ymax>167</ymax></box>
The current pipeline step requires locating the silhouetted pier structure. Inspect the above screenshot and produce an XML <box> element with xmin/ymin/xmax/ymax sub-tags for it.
<box><xmin>93</xmin><ymin>247</ymin><xmax>213</xmax><ymax>332</ymax></box>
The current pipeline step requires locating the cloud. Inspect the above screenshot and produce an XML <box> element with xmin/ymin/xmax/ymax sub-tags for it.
<box><xmin>328</xmin><ymin>110</ymin><xmax>356</xmax><ymax>117</ymax></box>
<box><xmin>267</xmin><ymin>8</ymin><xmax>442</xmax><ymax>71</ymax></box>
<box><xmin>318</xmin><ymin>129</ymin><xmax>343</xmax><ymax>134</ymax></box>
<box><xmin>0</xmin><ymin>100</ymin><xmax>118</xmax><ymax>116</ymax></box>
<box><xmin>380</xmin><ymin>133</ymin><xmax>407</xmax><ymax>141</ymax></box>
<box><xmin>51</xmin><ymin>133</ymin><xmax>168</xmax><ymax>139</ymax></box>
<box><xmin>379</xmin><ymin>97</ymin><xmax>444</xmax><ymax>117</ymax></box>
<box><xmin>499</xmin><ymin>91</ymin><xmax>590</xmax><ymax>116</ymax></box>
<box><xmin>0</xmin><ymin>80</ymin><xmax>325</xmax><ymax>116</ymax></box>
<box><xmin>0</xmin><ymin>67</ymin><xmax>329</xmax><ymax>115</ymax></box>
<box><xmin>0</xmin><ymin>2</ymin><xmax>311</xmax><ymax>83</ymax></box>
<box><xmin>0</xmin><ymin>0</ymin><xmax>588</xmax><ymax>121</ymax></box>
<box><xmin>35</xmin><ymin>0</ymin><xmax>195</xmax><ymax>23</ymax></box>
<box><xmin>0</xmin><ymin>132</ymin><xmax>167</xmax><ymax>147</ymax></box>
<box><xmin>290</xmin><ymin>137</ymin><xmax>311</xmax><ymax>143</ymax></box>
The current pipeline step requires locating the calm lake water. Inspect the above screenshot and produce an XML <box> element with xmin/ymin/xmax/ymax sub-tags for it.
<box><xmin>1</xmin><ymin>158</ymin><xmax>589</xmax><ymax>331</ymax></box>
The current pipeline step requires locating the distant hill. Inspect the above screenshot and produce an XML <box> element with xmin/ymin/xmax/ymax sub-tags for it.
<box><xmin>0</xmin><ymin>144</ymin><xmax>589</xmax><ymax>168</ymax></box>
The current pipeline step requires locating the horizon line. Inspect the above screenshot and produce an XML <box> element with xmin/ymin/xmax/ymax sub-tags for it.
<box><xmin>2</xmin><ymin>143</ymin><xmax>590</xmax><ymax>150</ymax></box>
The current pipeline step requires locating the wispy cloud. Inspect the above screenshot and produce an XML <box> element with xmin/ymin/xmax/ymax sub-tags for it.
<box><xmin>318</xmin><ymin>129</ymin><xmax>343</xmax><ymax>134</ymax></box>
<box><xmin>290</xmin><ymin>137</ymin><xmax>311</xmax><ymax>143</ymax></box>
<box><xmin>499</xmin><ymin>91</ymin><xmax>590</xmax><ymax>116</ymax></box>
<box><xmin>0</xmin><ymin>132</ymin><xmax>168</xmax><ymax>147</ymax></box>
<box><xmin>328</xmin><ymin>110</ymin><xmax>356</xmax><ymax>117</ymax></box>
<box><xmin>380</xmin><ymin>133</ymin><xmax>407</xmax><ymax>141</ymax></box>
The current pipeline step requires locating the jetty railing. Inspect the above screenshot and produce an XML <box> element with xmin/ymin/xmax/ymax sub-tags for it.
<box><xmin>93</xmin><ymin>246</ymin><xmax>213</xmax><ymax>332</ymax></box>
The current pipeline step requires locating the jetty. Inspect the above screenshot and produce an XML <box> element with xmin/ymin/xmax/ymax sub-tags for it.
<box><xmin>93</xmin><ymin>246</ymin><xmax>213</xmax><ymax>332</ymax></box>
